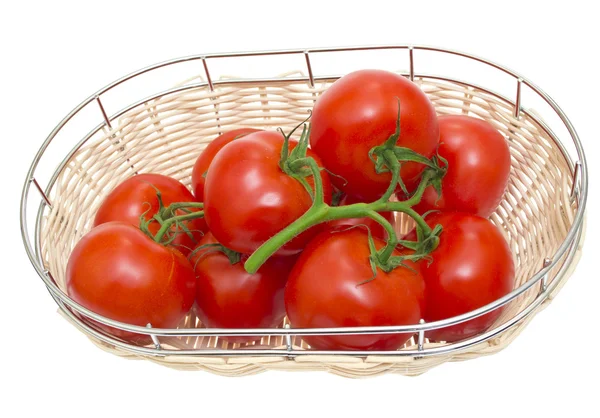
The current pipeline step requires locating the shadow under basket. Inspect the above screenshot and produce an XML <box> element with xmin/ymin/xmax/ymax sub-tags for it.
<box><xmin>21</xmin><ymin>46</ymin><xmax>587</xmax><ymax>377</ymax></box>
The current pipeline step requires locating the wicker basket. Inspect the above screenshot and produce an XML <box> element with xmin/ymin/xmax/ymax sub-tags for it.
<box><xmin>20</xmin><ymin>46</ymin><xmax>587</xmax><ymax>378</ymax></box>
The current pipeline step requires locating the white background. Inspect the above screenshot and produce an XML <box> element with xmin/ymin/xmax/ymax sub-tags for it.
<box><xmin>2</xmin><ymin>1</ymin><xmax>598</xmax><ymax>417</ymax></box>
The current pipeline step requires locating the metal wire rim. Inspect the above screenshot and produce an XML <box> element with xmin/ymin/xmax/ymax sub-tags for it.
<box><xmin>20</xmin><ymin>45</ymin><xmax>588</xmax><ymax>356</ymax></box>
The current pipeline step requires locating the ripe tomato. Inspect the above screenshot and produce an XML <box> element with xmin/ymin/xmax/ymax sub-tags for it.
<box><xmin>66</xmin><ymin>222</ymin><xmax>196</xmax><ymax>342</ymax></box>
<box><xmin>191</xmin><ymin>232</ymin><xmax>295</xmax><ymax>343</ymax></box>
<box><xmin>405</xmin><ymin>212</ymin><xmax>514</xmax><ymax>343</ymax></box>
<box><xmin>310</xmin><ymin>69</ymin><xmax>439</xmax><ymax>201</ymax></box>
<box><xmin>94</xmin><ymin>173</ymin><xmax>206</xmax><ymax>255</ymax></box>
<box><xmin>191</xmin><ymin>128</ymin><xmax>261</xmax><ymax>200</ymax></box>
<box><xmin>285</xmin><ymin>228</ymin><xmax>425</xmax><ymax>351</ymax></box>
<box><xmin>204</xmin><ymin>131</ymin><xmax>332</xmax><ymax>255</ymax></box>
<box><xmin>327</xmin><ymin>194</ymin><xmax>395</xmax><ymax>240</ymax></box>
<box><xmin>412</xmin><ymin>115</ymin><xmax>511</xmax><ymax>217</ymax></box>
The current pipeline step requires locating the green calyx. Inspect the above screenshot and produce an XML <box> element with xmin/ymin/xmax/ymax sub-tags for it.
<box><xmin>368</xmin><ymin>99</ymin><xmax>448</xmax><ymax>197</ymax></box>
<box><xmin>278</xmin><ymin>119</ymin><xmax>318</xmax><ymax>199</ymax></box>
<box><xmin>137</xmin><ymin>185</ymin><xmax>205</xmax><ymax>246</ymax></box>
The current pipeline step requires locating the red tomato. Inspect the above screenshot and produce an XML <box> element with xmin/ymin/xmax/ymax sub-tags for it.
<box><xmin>190</xmin><ymin>232</ymin><xmax>295</xmax><ymax>343</ymax></box>
<box><xmin>310</xmin><ymin>69</ymin><xmax>439</xmax><ymax>201</ymax></box>
<box><xmin>412</xmin><ymin>115</ymin><xmax>511</xmax><ymax>217</ymax></box>
<box><xmin>204</xmin><ymin>131</ymin><xmax>332</xmax><ymax>255</ymax></box>
<box><xmin>285</xmin><ymin>228</ymin><xmax>425</xmax><ymax>351</ymax></box>
<box><xmin>66</xmin><ymin>222</ymin><xmax>196</xmax><ymax>342</ymax></box>
<box><xmin>327</xmin><ymin>194</ymin><xmax>395</xmax><ymax>240</ymax></box>
<box><xmin>94</xmin><ymin>173</ymin><xmax>206</xmax><ymax>255</ymax></box>
<box><xmin>191</xmin><ymin>128</ymin><xmax>261</xmax><ymax>200</ymax></box>
<box><xmin>405</xmin><ymin>212</ymin><xmax>514</xmax><ymax>343</ymax></box>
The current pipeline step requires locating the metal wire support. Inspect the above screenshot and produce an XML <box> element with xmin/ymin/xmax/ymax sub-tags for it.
<box><xmin>44</xmin><ymin>270</ymin><xmax>55</xmax><ymax>285</ymax></box>
<box><xmin>417</xmin><ymin>319</ymin><xmax>425</xmax><ymax>352</ymax></box>
<box><xmin>19</xmin><ymin>45</ymin><xmax>588</xmax><ymax>359</ymax></box>
<box><xmin>95</xmin><ymin>96</ymin><xmax>112</xmax><ymax>129</ymax></box>
<box><xmin>31</xmin><ymin>177</ymin><xmax>52</xmax><ymax>208</ymax></box>
<box><xmin>304</xmin><ymin>50</ymin><xmax>315</xmax><ymax>88</ymax></box>
<box><xmin>202</xmin><ymin>57</ymin><xmax>214</xmax><ymax>92</ymax></box>
<box><xmin>96</xmin><ymin>95</ymin><xmax>137</xmax><ymax>173</ymax></box>
<box><xmin>514</xmin><ymin>78</ymin><xmax>523</xmax><ymax>118</ymax></box>
<box><xmin>284</xmin><ymin>324</ymin><xmax>293</xmax><ymax>356</ymax></box>
<box><xmin>409</xmin><ymin>46</ymin><xmax>415</xmax><ymax>81</ymax></box>
<box><xmin>540</xmin><ymin>258</ymin><xmax>553</xmax><ymax>294</ymax></box>
<box><xmin>571</xmin><ymin>161</ymin><xmax>582</xmax><ymax>201</ymax></box>
<box><xmin>201</xmin><ymin>56</ymin><xmax>222</xmax><ymax>136</ymax></box>
<box><xmin>147</xmin><ymin>324</ymin><xmax>162</xmax><ymax>350</ymax></box>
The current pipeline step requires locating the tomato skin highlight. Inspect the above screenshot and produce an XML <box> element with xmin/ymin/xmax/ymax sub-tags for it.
<box><xmin>191</xmin><ymin>232</ymin><xmax>294</xmax><ymax>343</ymax></box>
<box><xmin>191</xmin><ymin>128</ymin><xmax>261</xmax><ymax>200</ymax></box>
<box><xmin>66</xmin><ymin>222</ymin><xmax>196</xmax><ymax>342</ymax></box>
<box><xmin>285</xmin><ymin>228</ymin><xmax>425</xmax><ymax>351</ymax></box>
<box><xmin>204</xmin><ymin>131</ymin><xmax>332</xmax><ymax>255</ymax></box>
<box><xmin>406</xmin><ymin>212</ymin><xmax>515</xmax><ymax>343</ymax></box>
<box><xmin>327</xmin><ymin>194</ymin><xmax>395</xmax><ymax>240</ymax></box>
<box><xmin>310</xmin><ymin>69</ymin><xmax>439</xmax><ymax>201</ymax></box>
<box><xmin>413</xmin><ymin>115</ymin><xmax>511</xmax><ymax>217</ymax></box>
<box><xmin>94</xmin><ymin>173</ymin><xmax>206</xmax><ymax>255</ymax></box>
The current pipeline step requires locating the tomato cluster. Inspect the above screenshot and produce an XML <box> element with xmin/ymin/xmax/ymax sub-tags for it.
<box><xmin>66</xmin><ymin>69</ymin><xmax>514</xmax><ymax>351</ymax></box>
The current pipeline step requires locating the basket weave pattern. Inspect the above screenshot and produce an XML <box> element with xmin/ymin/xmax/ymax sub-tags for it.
<box><xmin>40</xmin><ymin>73</ymin><xmax>581</xmax><ymax>377</ymax></box>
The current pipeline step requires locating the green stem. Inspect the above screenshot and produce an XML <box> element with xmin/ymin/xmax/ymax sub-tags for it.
<box><xmin>153</xmin><ymin>211</ymin><xmax>204</xmax><ymax>243</ymax></box>
<box><xmin>244</xmin><ymin>200</ymin><xmax>410</xmax><ymax>273</ymax></box>
<box><xmin>377</xmin><ymin>150</ymin><xmax>400</xmax><ymax>203</ymax></box>
<box><xmin>244</xmin><ymin>136</ymin><xmax>444</xmax><ymax>273</ymax></box>
<box><xmin>401</xmin><ymin>170</ymin><xmax>433</xmax><ymax>207</ymax></box>
<box><xmin>380</xmin><ymin>170</ymin><xmax>435</xmax><ymax>236</ymax></box>
<box><xmin>245</xmin><ymin>205</ymin><xmax>329</xmax><ymax>273</ymax></box>
<box><xmin>288</xmin><ymin>157</ymin><xmax>325</xmax><ymax>205</ymax></box>
<box><xmin>245</xmin><ymin>157</ymin><xmax>328</xmax><ymax>273</ymax></box>
<box><xmin>396</xmin><ymin>239</ymin><xmax>419</xmax><ymax>251</ymax></box>
<box><xmin>364</xmin><ymin>210</ymin><xmax>397</xmax><ymax>262</ymax></box>
<box><xmin>244</xmin><ymin>171</ymin><xmax>437</xmax><ymax>273</ymax></box>
<box><xmin>165</xmin><ymin>202</ymin><xmax>204</xmax><ymax>211</ymax></box>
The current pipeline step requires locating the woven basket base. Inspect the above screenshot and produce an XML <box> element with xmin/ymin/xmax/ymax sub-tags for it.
<box><xmin>57</xmin><ymin>210</ymin><xmax>584</xmax><ymax>378</ymax></box>
<box><xmin>43</xmin><ymin>74</ymin><xmax>584</xmax><ymax>377</ymax></box>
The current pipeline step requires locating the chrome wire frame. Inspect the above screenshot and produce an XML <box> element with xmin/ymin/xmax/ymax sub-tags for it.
<box><xmin>20</xmin><ymin>45</ymin><xmax>588</xmax><ymax>358</ymax></box>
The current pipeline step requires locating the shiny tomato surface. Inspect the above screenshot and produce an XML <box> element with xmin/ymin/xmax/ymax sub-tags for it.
<box><xmin>310</xmin><ymin>69</ymin><xmax>439</xmax><ymax>201</ymax></box>
<box><xmin>191</xmin><ymin>232</ymin><xmax>295</xmax><ymax>343</ymax></box>
<box><xmin>204</xmin><ymin>131</ymin><xmax>332</xmax><ymax>255</ymax></box>
<box><xmin>405</xmin><ymin>212</ymin><xmax>514</xmax><ymax>342</ymax></box>
<box><xmin>66</xmin><ymin>222</ymin><xmax>196</xmax><ymax>342</ymax></box>
<box><xmin>191</xmin><ymin>128</ymin><xmax>261</xmax><ymax>200</ymax></box>
<box><xmin>285</xmin><ymin>228</ymin><xmax>425</xmax><ymax>350</ymax></box>
<box><xmin>94</xmin><ymin>173</ymin><xmax>206</xmax><ymax>255</ymax></box>
<box><xmin>413</xmin><ymin>115</ymin><xmax>511</xmax><ymax>217</ymax></box>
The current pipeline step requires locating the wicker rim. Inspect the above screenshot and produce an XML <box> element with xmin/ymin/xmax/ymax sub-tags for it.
<box><xmin>20</xmin><ymin>45</ymin><xmax>588</xmax><ymax>358</ymax></box>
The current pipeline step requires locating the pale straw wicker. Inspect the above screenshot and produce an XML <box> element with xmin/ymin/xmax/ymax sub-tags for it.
<box><xmin>23</xmin><ymin>47</ymin><xmax>586</xmax><ymax>377</ymax></box>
